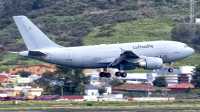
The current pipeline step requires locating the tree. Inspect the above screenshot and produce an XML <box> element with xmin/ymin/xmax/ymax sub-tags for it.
<box><xmin>153</xmin><ymin>76</ymin><xmax>168</xmax><ymax>87</ymax></box>
<box><xmin>34</xmin><ymin>71</ymin><xmax>55</xmax><ymax>86</ymax></box>
<box><xmin>171</xmin><ymin>23</ymin><xmax>197</xmax><ymax>43</ymax></box>
<box><xmin>155</xmin><ymin>89</ymin><xmax>163</xmax><ymax>94</ymax></box>
<box><xmin>98</xmin><ymin>88</ymin><xmax>106</xmax><ymax>95</ymax></box>
<box><xmin>109</xmin><ymin>78</ymin><xmax>126</xmax><ymax>87</ymax></box>
<box><xmin>36</xmin><ymin>65</ymin><xmax>90</xmax><ymax>95</ymax></box>
<box><xmin>17</xmin><ymin>71</ymin><xmax>32</xmax><ymax>77</ymax></box>
<box><xmin>191</xmin><ymin>64</ymin><xmax>200</xmax><ymax>88</ymax></box>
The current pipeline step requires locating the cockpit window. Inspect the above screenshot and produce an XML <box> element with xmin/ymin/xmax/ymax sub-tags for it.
<box><xmin>184</xmin><ymin>45</ymin><xmax>188</xmax><ymax>48</ymax></box>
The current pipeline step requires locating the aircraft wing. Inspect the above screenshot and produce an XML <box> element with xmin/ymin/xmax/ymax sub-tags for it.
<box><xmin>108</xmin><ymin>48</ymin><xmax>140</xmax><ymax>67</ymax></box>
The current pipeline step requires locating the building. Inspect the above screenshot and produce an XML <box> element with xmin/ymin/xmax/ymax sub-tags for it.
<box><xmin>195</xmin><ymin>18</ymin><xmax>200</xmax><ymax>23</ymax></box>
<box><xmin>153</xmin><ymin>66</ymin><xmax>195</xmax><ymax>86</ymax></box>
<box><xmin>178</xmin><ymin>66</ymin><xmax>195</xmax><ymax>84</ymax></box>
<box><xmin>85</xmin><ymin>84</ymin><xmax>102</xmax><ymax>96</ymax></box>
<box><xmin>112</xmin><ymin>83</ymin><xmax>170</xmax><ymax>94</ymax></box>
<box><xmin>154</xmin><ymin>67</ymin><xmax>180</xmax><ymax>86</ymax></box>
<box><xmin>9</xmin><ymin>64</ymin><xmax>56</xmax><ymax>75</ymax></box>
<box><xmin>0</xmin><ymin>72</ymin><xmax>12</xmax><ymax>83</ymax></box>
<box><xmin>0</xmin><ymin>86</ymin><xmax>43</xmax><ymax>97</ymax></box>
<box><xmin>85</xmin><ymin>84</ymin><xmax>112</xmax><ymax>96</ymax></box>
<box><xmin>102</xmin><ymin>84</ymin><xmax>112</xmax><ymax>95</ymax></box>
<box><xmin>168</xmin><ymin>83</ymin><xmax>194</xmax><ymax>92</ymax></box>
<box><xmin>118</xmin><ymin>73</ymin><xmax>150</xmax><ymax>84</ymax></box>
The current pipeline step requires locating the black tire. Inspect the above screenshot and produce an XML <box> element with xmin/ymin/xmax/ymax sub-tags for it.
<box><xmin>168</xmin><ymin>68</ymin><xmax>173</xmax><ymax>73</ymax></box>
<box><xmin>121</xmin><ymin>72</ymin><xmax>127</xmax><ymax>77</ymax></box>
<box><xmin>115</xmin><ymin>72</ymin><xmax>121</xmax><ymax>77</ymax></box>
<box><xmin>105</xmin><ymin>73</ymin><xmax>111</xmax><ymax>78</ymax></box>
<box><xmin>99</xmin><ymin>72</ymin><xmax>105</xmax><ymax>77</ymax></box>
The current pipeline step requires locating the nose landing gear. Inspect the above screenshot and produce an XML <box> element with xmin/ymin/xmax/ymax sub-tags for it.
<box><xmin>168</xmin><ymin>62</ymin><xmax>174</xmax><ymax>73</ymax></box>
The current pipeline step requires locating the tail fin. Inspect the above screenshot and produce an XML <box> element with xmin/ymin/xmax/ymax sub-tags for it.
<box><xmin>13</xmin><ymin>16</ymin><xmax>62</xmax><ymax>50</ymax></box>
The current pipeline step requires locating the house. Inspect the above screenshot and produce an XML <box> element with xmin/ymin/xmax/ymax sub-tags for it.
<box><xmin>0</xmin><ymin>85</ymin><xmax>43</xmax><ymax>97</ymax></box>
<box><xmin>9</xmin><ymin>64</ymin><xmax>56</xmax><ymax>75</ymax></box>
<box><xmin>85</xmin><ymin>84</ymin><xmax>112</xmax><ymax>96</ymax></box>
<box><xmin>85</xmin><ymin>84</ymin><xmax>102</xmax><ymax>96</ymax></box>
<box><xmin>168</xmin><ymin>83</ymin><xmax>194</xmax><ymax>92</ymax></box>
<box><xmin>102</xmin><ymin>84</ymin><xmax>112</xmax><ymax>95</ymax></box>
<box><xmin>112</xmin><ymin>83</ymin><xmax>170</xmax><ymax>94</ymax></box>
<box><xmin>0</xmin><ymin>72</ymin><xmax>12</xmax><ymax>83</ymax></box>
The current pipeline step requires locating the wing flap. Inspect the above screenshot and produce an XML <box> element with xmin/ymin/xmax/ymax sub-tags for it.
<box><xmin>108</xmin><ymin>48</ymin><xmax>140</xmax><ymax>67</ymax></box>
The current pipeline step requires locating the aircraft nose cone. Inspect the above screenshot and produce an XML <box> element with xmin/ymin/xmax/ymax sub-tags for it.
<box><xmin>189</xmin><ymin>47</ymin><xmax>194</xmax><ymax>55</ymax></box>
<box><xmin>191</xmin><ymin>48</ymin><xmax>194</xmax><ymax>54</ymax></box>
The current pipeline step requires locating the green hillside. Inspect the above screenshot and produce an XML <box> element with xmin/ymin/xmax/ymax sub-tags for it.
<box><xmin>0</xmin><ymin>0</ymin><xmax>200</xmax><ymax>72</ymax></box>
<box><xmin>84</xmin><ymin>18</ymin><xmax>174</xmax><ymax>45</ymax></box>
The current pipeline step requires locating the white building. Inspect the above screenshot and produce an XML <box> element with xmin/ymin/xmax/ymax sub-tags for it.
<box><xmin>118</xmin><ymin>73</ymin><xmax>150</xmax><ymax>84</ymax></box>
<box><xmin>195</xmin><ymin>18</ymin><xmax>200</xmax><ymax>23</ymax></box>
<box><xmin>85</xmin><ymin>84</ymin><xmax>101</xmax><ymax>96</ymax></box>
<box><xmin>102</xmin><ymin>85</ymin><xmax>112</xmax><ymax>95</ymax></box>
<box><xmin>179</xmin><ymin>66</ymin><xmax>195</xmax><ymax>83</ymax></box>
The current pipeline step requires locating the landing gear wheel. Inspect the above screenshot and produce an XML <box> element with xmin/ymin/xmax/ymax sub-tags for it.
<box><xmin>121</xmin><ymin>72</ymin><xmax>127</xmax><ymax>77</ymax></box>
<box><xmin>115</xmin><ymin>72</ymin><xmax>121</xmax><ymax>77</ymax></box>
<box><xmin>168</xmin><ymin>68</ymin><xmax>173</xmax><ymax>73</ymax></box>
<box><xmin>105</xmin><ymin>73</ymin><xmax>111</xmax><ymax>78</ymax></box>
<box><xmin>99</xmin><ymin>72</ymin><xmax>105</xmax><ymax>77</ymax></box>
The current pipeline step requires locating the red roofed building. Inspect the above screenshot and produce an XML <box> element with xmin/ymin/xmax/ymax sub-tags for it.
<box><xmin>0</xmin><ymin>73</ymin><xmax>12</xmax><ymax>83</ymax></box>
<box><xmin>168</xmin><ymin>83</ymin><xmax>194</xmax><ymax>92</ymax></box>
<box><xmin>112</xmin><ymin>83</ymin><xmax>170</xmax><ymax>93</ymax></box>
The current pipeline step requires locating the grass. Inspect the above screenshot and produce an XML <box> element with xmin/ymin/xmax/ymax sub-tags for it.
<box><xmin>0</xmin><ymin>100</ymin><xmax>200</xmax><ymax>110</ymax></box>
<box><xmin>84</xmin><ymin>18</ymin><xmax>174</xmax><ymax>45</ymax></box>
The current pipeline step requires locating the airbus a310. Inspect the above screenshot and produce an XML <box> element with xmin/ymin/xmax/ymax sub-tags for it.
<box><xmin>12</xmin><ymin>16</ymin><xmax>194</xmax><ymax>78</ymax></box>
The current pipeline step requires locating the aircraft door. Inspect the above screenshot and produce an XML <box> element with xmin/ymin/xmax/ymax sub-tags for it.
<box><xmin>66</xmin><ymin>49</ymin><xmax>72</xmax><ymax>65</ymax></box>
<box><xmin>174</xmin><ymin>45</ymin><xmax>179</xmax><ymax>53</ymax></box>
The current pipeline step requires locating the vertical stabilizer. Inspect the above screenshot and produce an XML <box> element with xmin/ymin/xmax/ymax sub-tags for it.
<box><xmin>13</xmin><ymin>16</ymin><xmax>62</xmax><ymax>50</ymax></box>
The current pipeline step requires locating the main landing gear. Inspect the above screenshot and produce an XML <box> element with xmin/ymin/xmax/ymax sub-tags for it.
<box><xmin>115</xmin><ymin>71</ymin><xmax>127</xmax><ymax>77</ymax></box>
<box><xmin>99</xmin><ymin>71</ymin><xmax>127</xmax><ymax>78</ymax></box>
<box><xmin>115</xmin><ymin>64</ymin><xmax>127</xmax><ymax>77</ymax></box>
<box><xmin>99</xmin><ymin>68</ymin><xmax>111</xmax><ymax>78</ymax></box>
<box><xmin>99</xmin><ymin>72</ymin><xmax>111</xmax><ymax>78</ymax></box>
<box><xmin>99</xmin><ymin>67</ymin><xmax>128</xmax><ymax>78</ymax></box>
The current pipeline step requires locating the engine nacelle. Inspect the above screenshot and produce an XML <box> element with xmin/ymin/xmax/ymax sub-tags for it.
<box><xmin>137</xmin><ymin>57</ymin><xmax>163</xmax><ymax>69</ymax></box>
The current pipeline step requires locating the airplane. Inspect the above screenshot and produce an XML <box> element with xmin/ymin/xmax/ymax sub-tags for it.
<box><xmin>12</xmin><ymin>16</ymin><xmax>194</xmax><ymax>78</ymax></box>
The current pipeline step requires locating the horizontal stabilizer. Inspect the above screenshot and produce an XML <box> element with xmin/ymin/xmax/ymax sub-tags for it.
<box><xmin>28</xmin><ymin>51</ymin><xmax>47</xmax><ymax>56</ymax></box>
<box><xmin>7</xmin><ymin>51</ymin><xmax>19</xmax><ymax>54</ymax></box>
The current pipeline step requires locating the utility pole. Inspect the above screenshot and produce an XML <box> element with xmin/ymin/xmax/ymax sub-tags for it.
<box><xmin>147</xmin><ymin>83</ymin><xmax>149</xmax><ymax>98</ymax></box>
<box><xmin>60</xmin><ymin>77</ymin><xmax>65</xmax><ymax>100</ymax></box>
<box><xmin>190</xmin><ymin>0</ymin><xmax>195</xmax><ymax>23</ymax></box>
<box><xmin>61</xmin><ymin>81</ymin><xmax>63</xmax><ymax>100</ymax></box>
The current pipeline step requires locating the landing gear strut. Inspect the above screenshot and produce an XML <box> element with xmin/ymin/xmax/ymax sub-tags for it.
<box><xmin>115</xmin><ymin>64</ymin><xmax>127</xmax><ymax>78</ymax></box>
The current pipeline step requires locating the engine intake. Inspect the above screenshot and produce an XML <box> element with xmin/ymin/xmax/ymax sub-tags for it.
<box><xmin>137</xmin><ymin>57</ymin><xmax>163</xmax><ymax>69</ymax></box>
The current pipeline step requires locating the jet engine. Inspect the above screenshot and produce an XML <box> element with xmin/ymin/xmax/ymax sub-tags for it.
<box><xmin>137</xmin><ymin>57</ymin><xmax>163</xmax><ymax>69</ymax></box>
